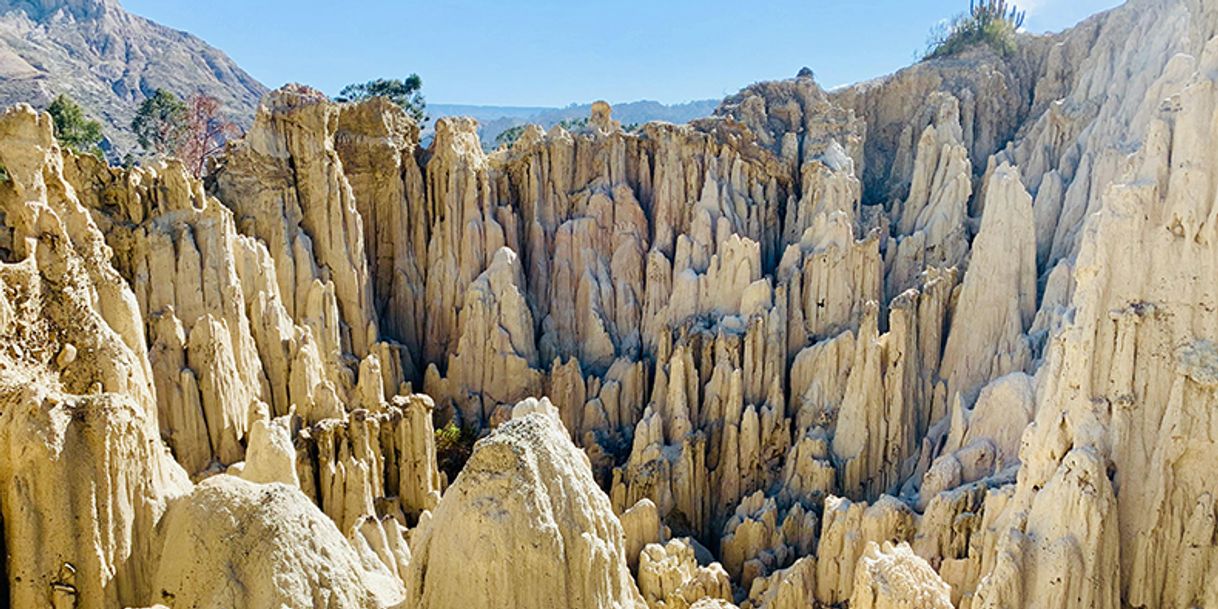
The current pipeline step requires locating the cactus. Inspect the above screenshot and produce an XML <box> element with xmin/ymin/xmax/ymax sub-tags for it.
<box><xmin>924</xmin><ymin>0</ymin><xmax>1027</xmax><ymax>60</ymax></box>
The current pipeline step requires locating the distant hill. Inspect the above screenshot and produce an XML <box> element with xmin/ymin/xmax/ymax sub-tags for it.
<box><xmin>428</xmin><ymin>99</ymin><xmax>720</xmax><ymax>149</ymax></box>
<box><xmin>0</xmin><ymin>0</ymin><xmax>266</xmax><ymax>157</ymax></box>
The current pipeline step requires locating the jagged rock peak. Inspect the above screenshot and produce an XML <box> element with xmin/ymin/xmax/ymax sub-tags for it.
<box><xmin>405</xmin><ymin>406</ymin><xmax>644</xmax><ymax>608</ymax></box>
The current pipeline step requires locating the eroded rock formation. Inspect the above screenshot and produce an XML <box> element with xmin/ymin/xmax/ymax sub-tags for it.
<box><xmin>2</xmin><ymin>0</ymin><xmax>1218</xmax><ymax>606</ymax></box>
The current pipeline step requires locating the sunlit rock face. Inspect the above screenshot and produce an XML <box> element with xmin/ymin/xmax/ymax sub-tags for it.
<box><xmin>2</xmin><ymin>0</ymin><xmax>1218</xmax><ymax>606</ymax></box>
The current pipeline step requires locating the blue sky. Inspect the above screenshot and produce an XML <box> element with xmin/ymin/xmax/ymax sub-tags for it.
<box><xmin>123</xmin><ymin>0</ymin><xmax>1123</xmax><ymax>107</ymax></box>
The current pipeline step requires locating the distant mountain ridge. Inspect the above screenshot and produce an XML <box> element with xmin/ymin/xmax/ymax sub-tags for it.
<box><xmin>428</xmin><ymin>98</ymin><xmax>720</xmax><ymax>149</ymax></box>
<box><xmin>0</xmin><ymin>0</ymin><xmax>266</xmax><ymax>156</ymax></box>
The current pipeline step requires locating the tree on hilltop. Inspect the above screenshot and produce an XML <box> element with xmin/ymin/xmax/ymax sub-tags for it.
<box><xmin>336</xmin><ymin>75</ymin><xmax>427</xmax><ymax>123</ymax></box>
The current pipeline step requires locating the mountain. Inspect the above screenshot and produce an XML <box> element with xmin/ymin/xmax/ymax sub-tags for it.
<box><xmin>0</xmin><ymin>0</ymin><xmax>265</xmax><ymax>155</ymax></box>
<box><xmin>428</xmin><ymin>98</ymin><xmax>720</xmax><ymax>148</ymax></box>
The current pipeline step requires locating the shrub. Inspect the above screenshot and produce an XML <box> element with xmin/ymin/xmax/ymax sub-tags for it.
<box><xmin>924</xmin><ymin>0</ymin><xmax>1026</xmax><ymax>60</ymax></box>
<box><xmin>47</xmin><ymin>94</ymin><xmax>104</xmax><ymax>156</ymax></box>
<box><xmin>434</xmin><ymin>420</ymin><xmax>476</xmax><ymax>481</ymax></box>
<box><xmin>495</xmin><ymin>124</ymin><xmax>528</xmax><ymax>149</ymax></box>
<box><xmin>558</xmin><ymin>116</ymin><xmax>589</xmax><ymax>133</ymax></box>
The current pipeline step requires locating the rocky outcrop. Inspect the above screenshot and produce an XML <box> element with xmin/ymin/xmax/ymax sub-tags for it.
<box><xmin>404</xmin><ymin>405</ymin><xmax>644</xmax><ymax>609</ymax></box>
<box><xmin>938</xmin><ymin>163</ymin><xmax>1036</xmax><ymax>407</ymax></box>
<box><xmin>849</xmin><ymin>542</ymin><xmax>953</xmax><ymax>609</ymax></box>
<box><xmin>2</xmin><ymin>0</ymin><xmax>1218</xmax><ymax>606</ymax></box>
<box><xmin>0</xmin><ymin>105</ymin><xmax>191</xmax><ymax>609</ymax></box>
<box><xmin>151</xmin><ymin>475</ymin><xmax>403</xmax><ymax>609</ymax></box>
<box><xmin>0</xmin><ymin>100</ymin><xmax>437</xmax><ymax>607</ymax></box>
<box><xmin>638</xmin><ymin>539</ymin><xmax>733</xmax><ymax>609</ymax></box>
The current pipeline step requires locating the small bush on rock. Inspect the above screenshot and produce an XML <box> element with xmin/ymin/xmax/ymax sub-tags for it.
<box><xmin>925</xmin><ymin>0</ymin><xmax>1026</xmax><ymax>60</ymax></box>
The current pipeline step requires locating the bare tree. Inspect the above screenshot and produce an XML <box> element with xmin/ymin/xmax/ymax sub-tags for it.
<box><xmin>176</xmin><ymin>93</ymin><xmax>240</xmax><ymax>178</ymax></box>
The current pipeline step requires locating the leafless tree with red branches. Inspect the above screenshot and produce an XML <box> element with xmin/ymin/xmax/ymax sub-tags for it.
<box><xmin>176</xmin><ymin>93</ymin><xmax>240</xmax><ymax>178</ymax></box>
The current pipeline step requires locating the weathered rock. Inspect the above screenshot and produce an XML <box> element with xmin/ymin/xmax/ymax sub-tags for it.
<box><xmin>151</xmin><ymin>475</ymin><xmax>403</xmax><ymax>609</ymax></box>
<box><xmin>638</xmin><ymin>539</ymin><xmax>732</xmax><ymax>609</ymax></box>
<box><xmin>403</xmin><ymin>408</ymin><xmax>645</xmax><ymax>609</ymax></box>
<box><xmin>939</xmin><ymin>163</ymin><xmax>1036</xmax><ymax>407</ymax></box>
<box><xmin>2</xmin><ymin>1</ymin><xmax>1218</xmax><ymax>606</ymax></box>
<box><xmin>850</xmin><ymin>541</ymin><xmax>953</xmax><ymax>609</ymax></box>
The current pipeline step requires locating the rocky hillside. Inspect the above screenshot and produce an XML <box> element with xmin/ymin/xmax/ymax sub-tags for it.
<box><xmin>1</xmin><ymin>0</ymin><xmax>1217</xmax><ymax>608</ymax></box>
<box><xmin>0</xmin><ymin>0</ymin><xmax>265</xmax><ymax>154</ymax></box>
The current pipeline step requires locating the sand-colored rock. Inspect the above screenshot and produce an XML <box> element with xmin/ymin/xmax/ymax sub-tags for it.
<box><xmin>623</xmin><ymin>498</ymin><xmax>668</xmax><ymax>572</ymax></box>
<box><xmin>151</xmin><ymin>475</ymin><xmax>403</xmax><ymax>609</ymax></box>
<box><xmin>740</xmin><ymin>556</ymin><xmax>817</xmax><ymax>609</ymax></box>
<box><xmin>938</xmin><ymin>163</ymin><xmax>1036</xmax><ymax>407</ymax></box>
<box><xmin>403</xmin><ymin>408</ymin><xmax>644</xmax><ymax>609</ymax></box>
<box><xmin>638</xmin><ymin>539</ymin><xmax>732</xmax><ymax>609</ymax></box>
<box><xmin>849</xmin><ymin>542</ymin><xmax>953</xmax><ymax>609</ymax></box>
<box><xmin>2</xmin><ymin>1</ymin><xmax>1218</xmax><ymax>606</ymax></box>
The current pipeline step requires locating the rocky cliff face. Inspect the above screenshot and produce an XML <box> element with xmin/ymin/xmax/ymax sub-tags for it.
<box><xmin>1</xmin><ymin>0</ymin><xmax>1217</xmax><ymax>607</ymax></box>
<box><xmin>0</xmin><ymin>0</ymin><xmax>265</xmax><ymax>155</ymax></box>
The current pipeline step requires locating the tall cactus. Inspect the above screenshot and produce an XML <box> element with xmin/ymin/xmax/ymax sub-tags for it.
<box><xmin>970</xmin><ymin>0</ymin><xmax>1026</xmax><ymax>30</ymax></box>
<box><xmin>924</xmin><ymin>0</ymin><xmax>1026</xmax><ymax>60</ymax></box>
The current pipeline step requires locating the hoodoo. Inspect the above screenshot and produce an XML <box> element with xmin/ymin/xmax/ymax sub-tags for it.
<box><xmin>1</xmin><ymin>0</ymin><xmax>1217</xmax><ymax>607</ymax></box>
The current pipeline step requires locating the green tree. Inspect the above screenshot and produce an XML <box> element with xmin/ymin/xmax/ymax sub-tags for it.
<box><xmin>336</xmin><ymin>75</ymin><xmax>427</xmax><ymax>123</ymax></box>
<box><xmin>558</xmin><ymin>117</ymin><xmax>589</xmax><ymax>132</ymax></box>
<box><xmin>132</xmin><ymin>89</ymin><xmax>187</xmax><ymax>156</ymax></box>
<box><xmin>924</xmin><ymin>0</ymin><xmax>1026</xmax><ymax>60</ymax></box>
<box><xmin>47</xmin><ymin>94</ymin><xmax>103</xmax><ymax>156</ymax></box>
<box><xmin>495</xmin><ymin>124</ymin><xmax>528</xmax><ymax>149</ymax></box>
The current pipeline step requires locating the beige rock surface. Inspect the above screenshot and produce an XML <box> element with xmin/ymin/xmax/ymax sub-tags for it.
<box><xmin>638</xmin><ymin>539</ymin><xmax>732</xmax><ymax>609</ymax></box>
<box><xmin>849</xmin><ymin>542</ymin><xmax>953</xmax><ymax>609</ymax></box>
<box><xmin>403</xmin><ymin>409</ymin><xmax>645</xmax><ymax>609</ymax></box>
<box><xmin>2</xmin><ymin>1</ymin><xmax>1218</xmax><ymax>606</ymax></box>
<box><xmin>151</xmin><ymin>475</ymin><xmax>403</xmax><ymax>609</ymax></box>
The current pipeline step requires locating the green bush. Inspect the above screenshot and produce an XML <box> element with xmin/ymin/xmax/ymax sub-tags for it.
<box><xmin>495</xmin><ymin>124</ymin><xmax>528</xmax><ymax>149</ymax></box>
<box><xmin>924</xmin><ymin>0</ymin><xmax>1026</xmax><ymax>60</ymax></box>
<box><xmin>47</xmin><ymin>94</ymin><xmax>104</xmax><ymax>156</ymax></box>
<box><xmin>434</xmin><ymin>420</ymin><xmax>476</xmax><ymax>481</ymax></box>
<box><xmin>558</xmin><ymin>117</ymin><xmax>589</xmax><ymax>133</ymax></box>
<box><xmin>0</xmin><ymin>163</ymin><xmax>9</xmax><ymax>184</ymax></box>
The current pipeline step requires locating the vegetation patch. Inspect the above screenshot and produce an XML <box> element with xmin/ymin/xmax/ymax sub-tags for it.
<box><xmin>924</xmin><ymin>0</ymin><xmax>1026</xmax><ymax>60</ymax></box>
<box><xmin>132</xmin><ymin>89</ymin><xmax>237</xmax><ymax>177</ymax></box>
<box><xmin>495</xmin><ymin>124</ymin><xmax>529</xmax><ymax>149</ymax></box>
<box><xmin>336</xmin><ymin>75</ymin><xmax>427</xmax><ymax>124</ymax></box>
<box><xmin>434</xmin><ymin>420</ymin><xmax>477</xmax><ymax>482</ymax></box>
<box><xmin>48</xmin><ymin>94</ymin><xmax>104</xmax><ymax>157</ymax></box>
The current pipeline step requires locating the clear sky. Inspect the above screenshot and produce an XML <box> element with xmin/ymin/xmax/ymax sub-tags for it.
<box><xmin>122</xmin><ymin>0</ymin><xmax>1123</xmax><ymax>107</ymax></box>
